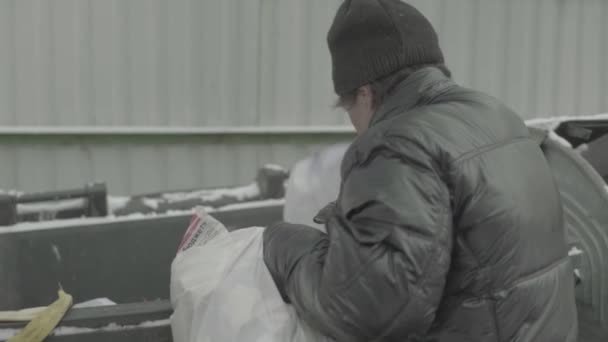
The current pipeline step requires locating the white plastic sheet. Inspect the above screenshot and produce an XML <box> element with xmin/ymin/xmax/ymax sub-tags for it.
<box><xmin>170</xmin><ymin>209</ymin><xmax>332</xmax><ymax>342</ymax></box>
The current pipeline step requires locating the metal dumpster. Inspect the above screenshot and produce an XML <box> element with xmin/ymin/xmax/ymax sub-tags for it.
<box><xmin>528</xmin><ymin>127</ymin><xmax>608</xmax><ymax>341</ymax></box>
<box><xmin>0</xmin><ymin>165</ymin><xmax>288</xmax><ymax>342</ymax></box>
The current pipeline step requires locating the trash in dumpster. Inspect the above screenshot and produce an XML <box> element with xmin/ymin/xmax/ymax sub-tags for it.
<box><xmin>553</xmin><ymin>119</ymin><xmax>608</xmax><ymax>148</ymax></box>
<box><xmin>170</xmin><ymin>206</ymin><xmax>332</xmax><ymax>342</ymax></box>
<box><xmin>528</xmin><ymin>114</ymin><xmax>608</xmax><ymax>185</ymax></box>
<box><xmin>1</xmin><ymin>289</ymin><xmax>73</xmax><ymax>342</ymax></box>
<box><xmin>284</xmin><ymin>143</ymin><xmax>348</xmax><ymax>229</ymax></box>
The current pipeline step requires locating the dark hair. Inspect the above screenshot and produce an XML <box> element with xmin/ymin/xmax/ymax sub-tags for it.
<box><xmin>335</xmin><ymin>64</ymin><xmax>452</xmax><ymax>110</ymax></box>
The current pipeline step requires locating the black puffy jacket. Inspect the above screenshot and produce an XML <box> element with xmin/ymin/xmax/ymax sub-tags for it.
<box><xmin>263</xmin><ymin>67</ymin><xmax>578</xmax><ymax>341</ymax></box>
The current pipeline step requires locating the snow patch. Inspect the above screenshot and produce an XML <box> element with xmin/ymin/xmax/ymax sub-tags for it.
<box><xmin>568</xmin><ymin>246</ymin><xmax>583</xmax><ymax>257</ymax></box>
<box><xmin>108</xmin><ymin>196</ymin><xmax>130</xmax><ymax>212</ymax></box>
<box><xmin>262</xmin><ymin>164</ymin><xmax>286</xmax><ymax>172</ymax></box>
<box><xmin>141</xmin><ymin>198</ymin><xmax>160</xmax><ymax>209</ymax></box>
<box><xmin>162</xmin><ymin>183</ymin><xmax>260</xmax><ymax>203</ymax></box>
<box><xmin>72</xmin><ymin>298</ymin><xmax>116</xmax><ymax>309</ymax></box>
<box><xmin>525</xmin><ymin>113</ymin><xmax>608</xmax><ymax>131</ymax></box>
<box><xmin>17</xmin><ymin>198</ymin><xmax>86</xmax><ymax>215</ymax></box>
<box><xmin>0</xmin><ymin>199</ymin><xmax>283</xmax><ymax>234</ymax></box>
<box><xmin>52</xmin><ymin>319</ymin><xmax>170</xmax><ymax>336</ymax></box>
<box><xmin>164</xmin><ymin>208</ymin><xmax>199</xmax><ymax>216</ymax></box>
<box><xmin>213</xmin><ymin>198</ymin><xmax>285</xmax><ymax>212</ymax></box>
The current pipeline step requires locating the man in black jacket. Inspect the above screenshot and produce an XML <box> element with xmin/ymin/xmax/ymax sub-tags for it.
<box><xmin>263</xmin><ymin>1</ymin><xmax>578</xmax><ymax>341</ymax></box>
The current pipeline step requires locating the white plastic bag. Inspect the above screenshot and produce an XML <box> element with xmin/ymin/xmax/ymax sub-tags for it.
<box><xmin>284</xmin><ymin>143</ymin><xmax>349</xmax><ymax>229</ymax></box>
<box><xmin>170</xmin><ymin>207</ymin><xmax>332</xmax><ymax>342</ymax></box>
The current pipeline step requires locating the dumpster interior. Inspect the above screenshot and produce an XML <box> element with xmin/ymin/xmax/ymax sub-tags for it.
<box><xmin>554</xmin><ymin>119</ymin><xmax>608</xmax><ymax>183</ymax></box>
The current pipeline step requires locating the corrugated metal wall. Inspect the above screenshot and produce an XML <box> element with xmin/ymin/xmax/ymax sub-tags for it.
<box><xmin>0</xmin><ymin>0</ymin><xmax>607</xmax><ymax>194</ymax></box>
<box><xmin>0</xmin><ymin>0</ymin><xmax>346</xmax><ymax>127</ymax></box>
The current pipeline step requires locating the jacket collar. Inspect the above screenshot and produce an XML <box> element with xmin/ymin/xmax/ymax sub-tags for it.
<box><xmin>369</xmin><ymin>67</ymin><xmax>455</xmax><ymax>127</ymax></box>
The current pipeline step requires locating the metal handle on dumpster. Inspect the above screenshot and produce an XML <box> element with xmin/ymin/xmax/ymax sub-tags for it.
<box><xmin>0</xmin><ymin>194</ymin><xmax>17</xmax><ymax>226</ymax></box>
<box><xmin>0</xmin><ymin>182</ymin><xmax>108</xmax><ymax>226</ymax></box>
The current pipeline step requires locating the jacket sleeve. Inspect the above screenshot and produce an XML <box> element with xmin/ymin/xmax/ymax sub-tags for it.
<box><xmin>263</xmin><ymin>141</ymin><xmax>453</xmax><ymax>341</ymax></box>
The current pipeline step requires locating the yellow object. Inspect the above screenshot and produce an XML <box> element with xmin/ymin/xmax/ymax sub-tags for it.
<box><xmin>6</xmin><ymin>289</ymin><xmax>73</xmax><ymax>342</ymax></box>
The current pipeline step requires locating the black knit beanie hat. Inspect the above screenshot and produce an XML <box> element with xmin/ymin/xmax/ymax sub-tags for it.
<box><xmin>327</xmin><ymin>0</ymin><xmax>444</xmax><ymax>96</ymax></box>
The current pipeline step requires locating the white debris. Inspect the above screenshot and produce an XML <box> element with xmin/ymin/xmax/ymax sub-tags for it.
<box><xmin>214</xmin><ymin>198</ymin><xmax>285</xmax><ymax>212</ymax></box>
<box><xmin>568</xmin><ymin>246</ymin><xmax>583</xmax><ymax>256</ymax></box>
<box><xmin>162</xmin><ymin>183</ymin><xmax>260</xmax><ymax>203</ymax></box>
<box><xmin>17</xmin><ymin>198</ymin><xmax>86</xmax><ymax>215</ymax></box>
<box><xmin>263</xmin><ymin>164</ymin><xmax>286</xmax><ymax>172</ymax></box>
<box><xmin>284</xmin><ymin>143</ymin><xmax>349</xmax><ymax>230</ymax></box>
<box><xmin>141</xmin><ymin>198</ymin><xmax>160</xmax><ymax>209</ymax></box>
<box><xmin>108</xmin><ymin>184</ymin><xmax>263</xmax><ymax>212</ymax></box>
<box><xmin>0</xmin><ymin>214</ymin><xmax>166</xmax><ymax>234</ymax></box>
<box><xmin>52</xmin><ymin>245</ymin><xmax>61</xmax><ymax>262</ymax></box>
<box><xmin>107</xmin><ymin>196</ymin><xmax>130</xmax><ymax>212</ymax></box>
<box><xmin>164</xmin><ymin>208</ymin><xmax>203</xmax><ymax>216</ymax></box>
<box><xmin>54</xmin><ymin>318</ymin><xmax>170</xmax><ymax>336</ymax></box>
<box><xmin>72</xmin><ymin>298</ymin><xmax>116</xmax><ymax>309</ymax></box>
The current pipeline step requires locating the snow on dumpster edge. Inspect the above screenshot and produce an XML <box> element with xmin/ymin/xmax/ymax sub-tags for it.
<box><xmin>0</xmin><ymin>199</ymin><xmax>285</xmax><ymax>235</ymax></box>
